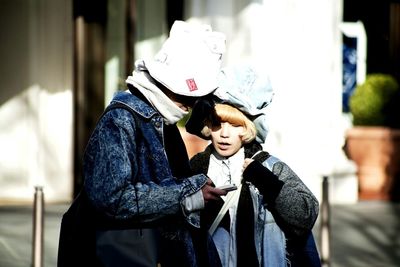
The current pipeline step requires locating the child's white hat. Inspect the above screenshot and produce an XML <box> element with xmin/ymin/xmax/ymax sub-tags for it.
<box><xmin>186</xmin><ymin>65</ymin><xmax>274</xmax><ymax>143</ymax></box>
<box><xmin>214</xmin><ymin>65</ymin><xmax>274</xmax><ymax>143</ymax></box>
<box><xmin>144</xmin><ymin>20</ymin><xmax>226</xmax><ymax>97</ymax></box>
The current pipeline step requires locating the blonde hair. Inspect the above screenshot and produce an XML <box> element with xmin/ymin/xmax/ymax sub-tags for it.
<box><xmin>201</xmin><ymin>103</ymin><xmax>257</xmax><ymax>143</ymax></box>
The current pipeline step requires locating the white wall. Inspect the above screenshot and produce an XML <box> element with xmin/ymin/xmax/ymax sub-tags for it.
<box><xmin>0</xmin><ymin>0</ymin><xmax>358</xmax><ymax>204</ymax></box>
<box><xmin>184</xmin><ymin>0</ymin><xmax>358</xmax><ymax>203</ymax></box>
<box><xmin>0</xmin><ymin>0</ymin><xmax>168</xmax><ymax>203</ymax></box>
<box><xmin>106</xmin><ymin>0</ymin><xmax>169</xmax><ymax>105</ymax></box>
<box><xmin>0</xmin><ymin>0</ymin><xmax>73</xmax><ymax>203</ymax></box>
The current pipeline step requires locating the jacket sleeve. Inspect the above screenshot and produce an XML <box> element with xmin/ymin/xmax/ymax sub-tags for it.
<box><xmin>243</xmin><ymin>160</ymin><xmax>319</xmax><ymax>237</ymax></box>
<box><xmin>83</xmin><ymin>108</ymin><xmax>207</xmax><ymax>225</ymax></box>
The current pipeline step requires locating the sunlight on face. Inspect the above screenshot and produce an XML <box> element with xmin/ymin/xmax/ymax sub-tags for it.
<box><xmin>210</xmin><ymin>122</ymin><xmax>245</xmax><ymax>157</ymax></box>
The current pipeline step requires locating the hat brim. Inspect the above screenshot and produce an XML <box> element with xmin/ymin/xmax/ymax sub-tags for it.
<box><xmin>185</xmin><ymin>96</ymin><xmax>219</xmax><ymax>139</ymax></box>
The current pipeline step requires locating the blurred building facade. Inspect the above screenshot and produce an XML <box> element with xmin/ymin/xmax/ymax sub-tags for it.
<box><xmin>0</xmin><ymin>0</ymin><xmax>398</xmax><ymax>203</ymax></box>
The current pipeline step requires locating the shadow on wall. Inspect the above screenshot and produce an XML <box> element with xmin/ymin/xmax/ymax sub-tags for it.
<box><xmin>390</xmin><ymin>172</ymin><xmax>400</xmax><ymax>202</ymax></box>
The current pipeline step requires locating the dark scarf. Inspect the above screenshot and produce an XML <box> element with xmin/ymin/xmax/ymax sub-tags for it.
<box><xmin>237</xmin><ymin>146</ymin><xmax>269</xmax><ymax>267</ymax></box>
<box><xmin>163</xmin><ymin>123</ymin><xmax>222</xmax><ymax>267</ymax></box>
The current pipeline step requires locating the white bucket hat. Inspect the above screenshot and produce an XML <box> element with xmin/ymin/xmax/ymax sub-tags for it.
<box><xmin>144</xmin><ymin>20</ymin><xmax>226</xmax><ymax>97</ymax></box>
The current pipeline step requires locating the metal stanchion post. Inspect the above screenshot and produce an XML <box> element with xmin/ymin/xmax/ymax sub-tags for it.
<box><xmin>320</xmin><ymin>176</ymin><xmax>331</xmax><ymax>267</ymax></box>
<box><xmin>32</xmin><ymin>186</ymin><xmax>44</xmax><ymax>267</ymax></box>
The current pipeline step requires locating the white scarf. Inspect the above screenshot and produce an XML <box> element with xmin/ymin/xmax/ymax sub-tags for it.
<box><xmin>126</xmin><ymin>69</ymin><xmax>188</xmax><ymax>125</ymax></box>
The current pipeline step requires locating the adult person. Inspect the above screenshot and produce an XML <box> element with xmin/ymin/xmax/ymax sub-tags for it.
<box><xmin>58</xmin><ymin>20</ymin><xmax>227</xmax><ymax>267</ymax></box>
<box><xmin>186</xmin><ymin>65</ymin><xmax>321</xmax><ymax>267</ymax></box>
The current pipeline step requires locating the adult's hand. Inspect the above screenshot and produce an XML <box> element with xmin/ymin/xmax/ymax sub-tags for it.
<box><xmin>201</xmin><ymin>178</ymin><xmax>226</xmax><ymax>204</ymax></box>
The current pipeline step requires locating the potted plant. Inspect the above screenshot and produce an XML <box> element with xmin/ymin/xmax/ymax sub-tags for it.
<box><xmin>345</xmin><ymin>73</ymin><xmax>400</xmax><ymax>201</ymax></box>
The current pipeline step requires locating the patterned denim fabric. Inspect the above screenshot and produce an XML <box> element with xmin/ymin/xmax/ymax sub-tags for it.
<box><xmin>83</xmin><ymin>91</ymin><xmax>207</xmax><ymax>226</ymax></box>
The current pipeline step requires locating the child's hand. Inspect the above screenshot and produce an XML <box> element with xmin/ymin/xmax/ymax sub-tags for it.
<box><xmin>243</xmin><ymin>158</ymin><xmax>254</xmax><ymax>170</ymax></box>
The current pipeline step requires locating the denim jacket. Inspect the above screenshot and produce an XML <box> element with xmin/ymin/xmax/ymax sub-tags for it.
<box><xmin>83</xmin><ymin>90</ymin><xmax>207</xmax><ymax>227</ymax></box>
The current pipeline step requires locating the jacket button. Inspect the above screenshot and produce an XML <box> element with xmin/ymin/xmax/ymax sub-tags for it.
<box><xmin>155</xmin><ymin>121</ymin><xmax>161</xmax><ymax>128</ymax></box>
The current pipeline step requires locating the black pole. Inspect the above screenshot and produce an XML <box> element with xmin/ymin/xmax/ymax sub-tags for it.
<box><xmin>72</xmin><ymin>0</ymin><xmax>108</xmax><ymax>197</ymax></box>
<box><xmin>320</xmin><ymin>176</ymin><xmax>331</xmax><ymax>267</ymax></box>
<box><xmin>166</xmin><ymin>0</ymin><xmax>184</xmax><ymax>30</ymax></box>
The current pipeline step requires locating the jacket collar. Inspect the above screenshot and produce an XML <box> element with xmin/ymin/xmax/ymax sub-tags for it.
<box><xmin>111</xmin><ymin>88</ymin><xmax>159</xmax><ymax>120</ymax></box>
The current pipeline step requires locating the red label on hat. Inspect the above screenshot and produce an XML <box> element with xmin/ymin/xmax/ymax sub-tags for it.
<box><xmin>186</xmin><ymin>79</ymin><xmax>198</xmax><ymax>92</ymax></box>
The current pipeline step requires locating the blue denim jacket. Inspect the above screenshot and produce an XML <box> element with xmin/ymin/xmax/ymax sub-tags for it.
<box><xmin>83</xmin><ymin>90</ymin><xmax>207</xmax><ymax>227</ymax></box>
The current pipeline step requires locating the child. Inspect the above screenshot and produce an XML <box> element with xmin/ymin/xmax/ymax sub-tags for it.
<box><xmin>186</xmin><ymin>65</ymin><xmax>321</xmax><ymax>267</ymax></box>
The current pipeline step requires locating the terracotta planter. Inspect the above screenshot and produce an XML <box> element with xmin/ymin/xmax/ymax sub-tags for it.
<box><xmin>345</xmin><ymin>127</ymin><xmax>400</xmax><ymax>201</ymax></box>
